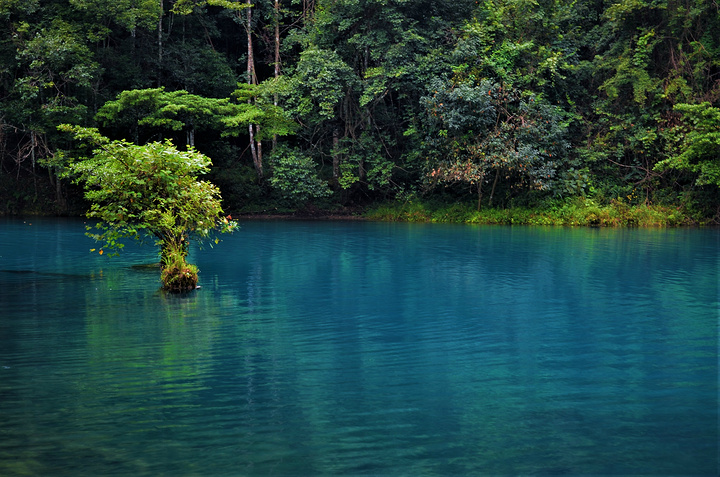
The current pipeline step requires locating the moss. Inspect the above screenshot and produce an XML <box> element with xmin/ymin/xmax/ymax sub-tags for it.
<box><xmin>160</xmin><ymin>248</ymin><xmax>199</xmax><ymax>293</ymax></box>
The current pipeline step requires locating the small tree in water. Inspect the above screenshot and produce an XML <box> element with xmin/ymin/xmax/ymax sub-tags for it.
<box><xmin>59</xmin><ymin>125</ymin><xmax>237</xmax><ymax>292</ymax></box>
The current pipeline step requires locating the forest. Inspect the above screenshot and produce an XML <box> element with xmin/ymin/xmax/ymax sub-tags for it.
<box><xmin>1</xmin><ymin>0</ymin><xmax>719</xmax><ymax>224</ymax></box>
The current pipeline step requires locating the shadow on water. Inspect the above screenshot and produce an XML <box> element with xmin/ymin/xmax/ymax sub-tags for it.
<box><xmin>0</xmin><ymin>269</ymin><xmax>93</xmax><ymax>279</ymax></box>
<box><xmin>130</xmin><ymin>263</ymin><xmax>161</xmax><ymax>271</ymax></box>
<box><xmin>0</xmin><ymin>269</ymin><xmax>100</xmax><ymax>292</ymax></box>
<box><xmin>0</xmin><ymin>263</ymin><xmax>165</xmax><ymax>294</ymax></box>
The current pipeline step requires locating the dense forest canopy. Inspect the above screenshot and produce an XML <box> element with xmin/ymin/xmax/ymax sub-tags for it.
<box><xmin>1</xmin><ymin>0</ymin><xmax>719</xmax><ymax>219</ymax></box>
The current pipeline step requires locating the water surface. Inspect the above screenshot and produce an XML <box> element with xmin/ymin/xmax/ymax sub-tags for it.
<box><xmin>0</xmin><ymin>218</ymin><xmax>717</xmax><ymax>475</ymax></box>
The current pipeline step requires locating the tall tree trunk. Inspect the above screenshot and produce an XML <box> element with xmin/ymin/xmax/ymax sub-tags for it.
<box><xmin>488</xmin><ymin>170</ymin><xmax>500</xmax><ymax>207</ymax></box>
<box><xmin>332</xmin><ymin>127</ymin><xmax>340</xmax><ymax>189</ymax></box>
<box><xmin>274</xmin><ymin>0</ymin><xmax>280</xmax><ymax>81</ymax></box>
<box><xmin>272</xmin><ymin>0</ymin><xmax>280</xmax><ymax>150</ymax></box>
<box><xmin>256</xmin><ymin>129</ymin><xmax>262</xmax><ymax>168</ymax></box>
<box><xmin>476</xmin><ymin>174</ymin><xmax>485</xmax><ymax>211</ymax></box>
<box><xmin>246</xmin><ymin>0</ymin><xmax>256</xmax><ymax>86</ymax></box>
<box><xmin>359</xmin><ymin>113</ymin><xmax>371</xmax><ymax>183</ymax></box>
<box><xmin>52</xmin><ymin>167</ymin><xmax>66</xmax><ymax>211</ymax></box>
<box><xmin>30</xmin><ymin>130</ymin><xmax>37</xmax><ymax>198</ymax></box>
<box><xmin>246</xmin><ymin>0</ymin><xmax>263</xmax><ymax>179</ymax></box>
<box><xmin>157</xmin><ymin>0</ymin><xmax>164</xmax><ymax>87</ymax></box>
<box><xmin>249</xmin><ymin>124</ymin><xmax>262</xmax><ymax>178</ymax></box>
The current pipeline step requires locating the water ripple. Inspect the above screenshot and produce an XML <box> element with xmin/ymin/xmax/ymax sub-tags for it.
<box><xmin>0</xmin><ymin>220</ymin><xmax>717</xmax><ymax>476</ymax></box>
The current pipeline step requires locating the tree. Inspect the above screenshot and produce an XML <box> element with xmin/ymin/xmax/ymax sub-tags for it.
<box><xmin>580</xmin><ymin>0</ymin><xmax>720</xmax><ymax>202</ymax></box>
<box><xmin>423</xmin><ymin>80</ymin><xmax>569</xmax><ymax>209</ymax></box>
<box><xmin>268</xmin><ymin>144</ymin><xmax>331</xmax><ymax>205</ymax></box>
<box><xmin>655</xmin><ymin>102</ymin><xmax>720</xmax><ymax>188</ymax></box>
<box><xmin>281</xmin><ymin>0</ymin><xmax>475</xmax><ymax>198</ymax></box>
<box><xmin>418</xmin><ymin>3</ymin><xmax>574</xmax><ymax>210</ymax></box>
<box><xmin>94</xmin><ymin>85</ymin><xmax>296</xmax><ymax>149</ymax></box>
<box><xmin>58</xmin><ymin>125</ymin><xmax>237</xmax><ymax>292</ymax></box>
<box><xmin>96</xmin><ymin>87</ymin><xmax>231</xmax><ymax>145</ymax></box>
<box><xmin>0</xmin><ymin>10</ymin><xmax>100</xmax><ymax>208</ymax></box>
<box><xmin>173</xmin><ymin>0</ymin><xmax>266</xmax><ymax>179</ymax></box>
<box><xmin>2</xmin><ymin>0</ymin><xmax>719</xmax><ymax>218</ymax></box>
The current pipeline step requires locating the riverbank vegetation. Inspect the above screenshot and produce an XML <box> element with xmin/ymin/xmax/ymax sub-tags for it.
<box><xmin>367</xmin><ymin>197</ymin><xmax>698</xmax><ymax>227</ymax></box>
<box><xmin>1</xmin><ymin>0</ymin><xmax>719</xmax><ymax>224</ymax></box>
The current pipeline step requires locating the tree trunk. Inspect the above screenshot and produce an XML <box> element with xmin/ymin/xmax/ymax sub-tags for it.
<box><xmin>256</xmin><ymin>125</ymin><xmax>263</xmax><ymax>173</ymax></box>
<box><xmin>246</xmin><ymin>0</ymin><xmax>256</xmax><ymax>85</ymax></box>
<box><xmin>30</xmin><ymin>130</ymin><xmax>37</xmax><ymax>198</ymax></box>
<box><xmin>272</xmin><ymin>0</ymin><xmax>280</xmax><ymax>150</ymax></box>
<box><xmin>249</xmin><ymin>124</ymin><xmax>263</xmax><ymax>178</ymax></box>
<box><xmin>246</xmin><ymin>0</ymin><xmax>263</xmax><ymax>180</ymax></box>
<box><xmin>160</xmin><ymin>234</ymin><xmax>197</xmax><ymax>293</ymax></box>
<box><xmin>274</xmin><ymin>0</ymin><xmax>280</xmax><ymax>80</ymax></box>
<box><xmin>332</xmin><ymin>127</ymin><xmax>340</xmax><ymax>189</ymax></box>
<box><xmin>55</xmin><ymin>171</ymin><xmax>65</xmax><ymax>211</ymax></box>
<box><xmin>49</xmin><ymin>166</ymin><xmax>66</xmax><ymax>211</ymax></box>
<box><xmin>358</xmin><ymin>113</ymin><xmax>370</xmax><ymax>183</ymax></box>
<box><xmin>476</xmin><ymin>174</ymin><xmax>485</xmax><ymax>211</ymax></box>
<box><xmin>488</xmin><ymin>170</ymin><xmax>500</xmax><ymax>207</ymax></box>
<box><xmin>157</xmin><ymin>0</ymin><xmax>164</xmax><ymax>87</ymax></box>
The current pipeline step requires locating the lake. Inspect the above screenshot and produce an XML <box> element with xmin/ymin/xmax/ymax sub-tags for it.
<box><xmin>0</xmin><ymin>218</ymin><xmax>717</xmax><ymax>476</ymax></box>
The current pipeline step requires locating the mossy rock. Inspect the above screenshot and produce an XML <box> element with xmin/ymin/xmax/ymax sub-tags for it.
<box><xmin>161</xmin><ymin>262</ymin><xmax>199</xmax><ymax>293</ymax></box>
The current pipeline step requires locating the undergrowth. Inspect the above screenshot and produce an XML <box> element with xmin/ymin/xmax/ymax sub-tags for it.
<box><xmin>366</xmin><ymin>197</ymin><xmax>700</xmax><ymax>226</ymax></box>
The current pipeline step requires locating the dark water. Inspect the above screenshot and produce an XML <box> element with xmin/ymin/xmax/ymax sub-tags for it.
<box><xmin>0</xmin><ymin>218</ymin><xmax>717</xmax><ymax>476</ymax></box>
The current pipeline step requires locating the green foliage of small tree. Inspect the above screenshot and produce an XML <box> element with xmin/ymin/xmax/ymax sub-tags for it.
<box><xmin>95</xmin><ymin>85</ymin><xmax>296</xmax><ymax>148</ymax></box>
<box><xmin>268</xmin><ymin>145</ymin><xmax>331</xmax><ymax>205</ymax></box>
<box><xmin>656</xmin><ymin>102</ymin><xmax>720</xmax><ymax>188</ymax></box>
<box><xmin>221</xmin><ymin>82</ymin><xmax>298</xmax><ymax>140</ymax></box>
<box><xmin>69</xmin><ymin>0</ymin><xmax>161</xmax><ymax>33</ymax></box>
<box><xmin>287</xmin><ymin>47</ymin><xmax>357</xmax><ymax>121</ymax></box>
<box><xmin>422</xmin><ymin>78</ymin><xmax>570</xmax><ymax>209</ymax></box>
<box><xmin>58</xmin><ymin>124</ymin><xmax>237</xmax><ymax>292</ymax></box>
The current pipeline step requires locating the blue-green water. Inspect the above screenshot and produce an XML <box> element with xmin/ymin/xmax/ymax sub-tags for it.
<box><xmin>0</xmin><ymin>218</ymin><xmax>717</xmax><ymax>476</ymax></box>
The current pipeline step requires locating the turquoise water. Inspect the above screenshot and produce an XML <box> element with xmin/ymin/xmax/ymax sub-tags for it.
<box><xmin>0</xmin><ymin>218</ymin><xmax>717</xmax><ymax>476</ymax></box>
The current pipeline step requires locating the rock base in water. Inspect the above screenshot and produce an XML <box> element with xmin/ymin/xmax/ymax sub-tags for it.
<box><xmin>161</xmin><ymin>263</ymin><xmax>199</xmax><ymax>293</ymax></box>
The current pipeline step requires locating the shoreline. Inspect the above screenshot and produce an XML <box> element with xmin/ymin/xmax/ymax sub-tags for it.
<box><xmin>3</xmin><ymin>201</ymin><xmax>718</xmax><ymax>227</ymax></box>
<box><xmin>237</xmin><ymin>213</ymin><xmax>368</xmax><ymax>221</ymax></box>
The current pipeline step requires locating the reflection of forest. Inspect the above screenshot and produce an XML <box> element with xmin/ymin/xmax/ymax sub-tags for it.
<box><xmin>189</xmin><ymin>223</ymin><xmax>717</xmax><ymax>474</ymax></box>
<box><xmin>0</xmin><ymin>221</ymin><xmax>716</xmax><ymax>475</ymax></box>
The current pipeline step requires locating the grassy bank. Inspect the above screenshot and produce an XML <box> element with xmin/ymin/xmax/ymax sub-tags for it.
<box><xmin>366</xmin><ymin>198</ymin><xmax>711</xmax><ymax>227</ymax></box>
